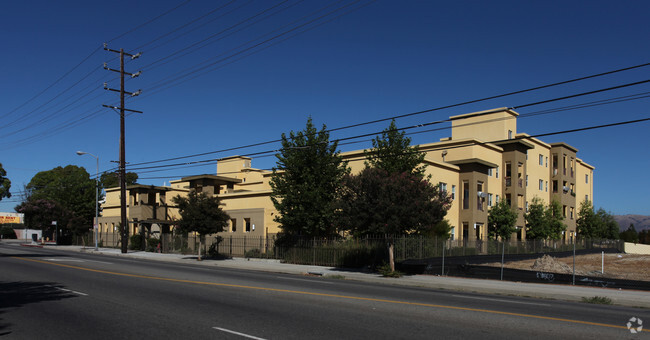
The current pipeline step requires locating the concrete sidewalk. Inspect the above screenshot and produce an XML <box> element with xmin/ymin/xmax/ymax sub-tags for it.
<box><xmin>6</xmin><ymin>240</ymin><xmax>650</xmax><ymax>308</ymax></box>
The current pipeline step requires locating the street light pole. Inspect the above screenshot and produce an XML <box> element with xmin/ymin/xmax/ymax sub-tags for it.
<box><xmin>77</xmin><ymin>151</ymin><xmax>99</xmax><ymax>251</ymax></box>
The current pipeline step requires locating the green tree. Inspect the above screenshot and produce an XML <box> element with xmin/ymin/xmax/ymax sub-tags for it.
<box><xmin>365</xmin><ymin>120</ymin><xmax>426</xmax><ymax>178</ymax></box>
<box><xmin>619</xmin><ymin>224</ymin><xmax>639</xmax><ymax>243</ymax></box>
<box><xmin>25</xmin><ymin>165</ymin><xmax>98</xmax><ymax>228</ymax></box>
<box><xmin>525</xmin><ymin>197</ymin><xmax>548</xmax><ymax>239</ymax></box>
<box><xmin>639</xmin><ymin>229</ymin><xmax>650</xmax><ymax>245</ymax></box>
<box><xmin>429</xmin><ymin>219</ymin><xmax>453</xmax><ymax>239</ymax></box>
<box><xmin>16</xmin><ymin>199</ymin><xmax>67</xmax><ymax>230</ymax></box>
<box><xmin>546</xmin><ymin>200</ymin><xmax>566</xmax><ymax>240</ymax></box>
<box><xmin>172</xmin><ymin>191</ymin><xmax>230</xmax><ymax>260</ymax></box>
<box><xmin>488</xmin><ymin>199</ymin><xmax>518</xmax><ymax>240</ymax></box>
<box><xmin>100</xmin><ymin>171</ymin><xmax>138</xmax><ymax>189</ymax></box>
<box><xmin>337</xmin><ymin>167</ymin><xmax>452</xmax><ymax>271</ymax></box>
<box><xmin>576</xmin><ymin>200</ymin><xmax>602</xmax><ymax>238</ymax></box>
<box><xmin>0</xmin><ymin>163</ymin><xmax>11</xmax><ymax>201</ymax></box>
<box><xmin>270</xmin><ymin>118</ymin><xmax>349</xmax><ymax>243</ymax></box>
<box><xmin>525</xmin><ymin>198</ymin><xmax>566</xmax><ymax>240</ymax></box>
<box><xmin>596</xmin><ymin>208</ymin><xmax>619</xmax><ymax>239</ymax></box>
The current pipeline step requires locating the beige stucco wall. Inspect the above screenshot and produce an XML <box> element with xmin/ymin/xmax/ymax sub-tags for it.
<box><xmin>98</xmin><ymin>108</ymin><xmax>594</xmax><ymax>243</ymax></box>
<box><xmin>450</xmin><ymin>108</ymin><xmax>518</xmax><ymax>142</ymax></box>
<box><xmin>625</xmin><ymin>242</ymin><xmax>650</xmax><ymax>255</ymax></box>
<box><xmin>575</xmin><ymin>158</ymin><xmax>594</xmax><ymax>206</ymax></box>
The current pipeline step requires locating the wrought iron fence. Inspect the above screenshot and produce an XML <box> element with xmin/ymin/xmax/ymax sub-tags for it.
<box><xmin>81</xmin><ymin>231</ymin><xmax>625</xmax><ymax>267</ymax></box>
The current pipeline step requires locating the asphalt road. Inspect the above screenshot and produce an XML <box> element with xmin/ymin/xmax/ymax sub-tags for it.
<box><xmin>1</xmin><ymin>243</ymin><xmax>648</xmax><ymax>339</ymax></box>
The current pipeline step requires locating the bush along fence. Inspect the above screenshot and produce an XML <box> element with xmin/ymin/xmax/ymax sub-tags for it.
<box><xmin>82</xmin><ymin>231</ymin><xmax>624</xmax><ymax>265</ymax></box>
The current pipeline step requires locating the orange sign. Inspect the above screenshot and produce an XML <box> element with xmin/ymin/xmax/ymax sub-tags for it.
<box><xmin>0</xmin><ymin>216</ymin><xmax>21</xmax><ymax>223</ymax></box>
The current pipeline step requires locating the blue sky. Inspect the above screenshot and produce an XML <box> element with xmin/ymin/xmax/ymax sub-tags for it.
<box><xmin>1</xmin><ymin>0</ymin><xmax>648</xmax><ymax>215</ymax></box>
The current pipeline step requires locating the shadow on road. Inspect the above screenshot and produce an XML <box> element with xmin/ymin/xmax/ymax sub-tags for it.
<box><xmin>0</xmin><ymin>281</ymin><xmax>80</xmax><ymax>336</ymax></box>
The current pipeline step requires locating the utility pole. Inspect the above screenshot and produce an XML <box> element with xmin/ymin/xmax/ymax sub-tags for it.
<box><xmin>103</xmin><ymin>43</ymin><xmax>142</xmax><ymax>254</ymax></box>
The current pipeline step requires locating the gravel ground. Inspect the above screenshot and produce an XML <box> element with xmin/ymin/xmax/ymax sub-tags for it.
<box><xmin>484</xmin><ymin>253</ymin><xmax>650</xmax><ymax>281</ymax></box>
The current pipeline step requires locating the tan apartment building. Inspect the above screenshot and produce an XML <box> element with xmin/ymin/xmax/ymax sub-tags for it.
<box><xmin>97</xmin><ymin>108</ymin><xmax>593</xmax><ymax>243</ymax></box>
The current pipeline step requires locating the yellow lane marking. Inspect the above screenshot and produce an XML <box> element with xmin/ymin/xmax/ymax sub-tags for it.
<box><xmin>13</xmin><ymin>256</ymin><xmax>647</xmax><ymax>333</ymax></box>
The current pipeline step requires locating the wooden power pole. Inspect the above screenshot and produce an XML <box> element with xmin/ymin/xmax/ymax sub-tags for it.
<box><xmin>103</xmin><ymin>44</ymin><xmax>142</xmax><ymax>254</ymax></box>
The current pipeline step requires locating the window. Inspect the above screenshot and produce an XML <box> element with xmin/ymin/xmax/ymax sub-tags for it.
<box><xmin>525</xmin><ymin>201</ymin><xmax>529</xmax><ymax>212</ymax></box>
<box><xmin>230</xmin><ymin>219</ymin><xmax>237</xmax><ymax>232</ymax></box>
<box><xmin>477</xmin><ymin>182</ymin><xmax>484</xmax><ymax>211</ymax></box>
<box><xmin>545</xmin><ymin>181</ymin><xmax>548</xmax><ymax>192</ymax></box>
<box><xmin>496</xmin><ymin>166</ymin><xmax>499</xmax><ymax>178</ymax></box>
<box><xmin>552</xmin><ymin>180</ymin><xmax>558</xmax><ymax>193</ymax></box>
<box><xmin>539</xmin><ymin>179</ymin><xmax>543</xmax><ymax>191</ymax></box>
<box><xmin>562</xmin><ymin>205</ymin><xmax>567</xmax><ymax>218</ymax></box>
<box><xmin>488</xmin><ymin>168</ymin><xmax>493</xmax><ymax>176</ymax></box>
<box><xmin>585</xmin><ymin>174</ymin><xmax>589</xmax><ymax>183</ymax></box>
<box><xmin>440</xmin><ymin>182</ymin><xmax>447</xmax><ymax>192</ymax></box>
<box><xmin>545</xmin><ymin>156</ymin><xmax>548</xmax><ymax>167</ymax></box>
<box><xmin>570</xmin><ymin>207</ymin><xmax>574</xmax><ymax>219</ymax></box>
<box><xmin>585</xmin><ymin>194</ymin><xmax>589</xmax><ymax>202</ymax></box>
<box><xmin>462</xmin><ymin>181</ymin><xmax>470</xmax><ymax>210</ymax></box>
<box><xmin>496</xmin><ymin>194</ymin><xmax>500</xmax><ymax>203</ymax></box>
<box><xmin>450</xmin><ymin>227</ymin><xmax>455</xmax><ymax>240</ymax></box>
<box><xmin>525</xmin><ymin>174</ymin><xmax>528</xmax><ymax>187</ymax></box>
<box><xmin>245</xmin><ymin>218</ymin><xmax>251</xmax><ymax>232</ymax></box>
<box><xmin>539</xmin><ymin>154</ymin><xmax>543</xmax><ymax>166</ymax></box>
<box><xmin>488</xmin><ymin>193</ymin><xmax>493</xmax><ymax>207</ymax></box>
<box><xmin>508</xmin><ymin>130</ymin><xmax>512</xmax><ymax>139</ymax></box>
<box><xmin>517</xmin><ymin>194</ymin><xmax>524</xmax><ymax>210</ymax></box>
<box><xmin>451</xmin><ymin>185</ymin><xmax>456</xmax><ymax>200</ymax></box>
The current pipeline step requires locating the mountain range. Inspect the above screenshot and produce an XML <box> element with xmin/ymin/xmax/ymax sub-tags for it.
<box><xmin>614</xmin><ymin>215</ymin><xmax>650</xmax><ymax>232</ymax></box>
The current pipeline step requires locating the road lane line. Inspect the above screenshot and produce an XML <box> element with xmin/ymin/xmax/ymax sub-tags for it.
<box><xmin>44</xmin><ymin>285</ymin><xmax>89</xmax><ymax>296</ymax></box>
<box><xmin>13</xmin><ymin>256</ymin><xmax>647</xmax><ymax>333</ymax></box>
<box><xmin>451</xmin><ymin>294</ymin><xmax>550</xmax><ymax>306</ymax></box>
<box><xmin>213</xmin><ymin>327</ymin><xmax>266</xmax><ymax>339</ymax></box>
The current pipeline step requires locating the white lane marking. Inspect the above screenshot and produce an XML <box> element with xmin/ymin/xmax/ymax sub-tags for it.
<box><xmin>276</xmin><ymin>277</ymin><xmax>334</xmax><ymax>284</ymax></box>
<box><xmin>451</xmin><ymin>294</ymin><xmax>550</xmax><ymax>306</ymax></box>
<box><xmin>44</xmin><ymin>285</ymin><xmax>88</xmax><ymax>296</ymax></box>
<box><xmin>213</xmin><ymin>327</ymin><xmax>266</xmax><ymax>339</ymax></box>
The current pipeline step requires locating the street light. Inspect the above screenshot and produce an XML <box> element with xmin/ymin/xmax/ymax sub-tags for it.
<box><xmin>76</xmin><ymin>150</ymin><xmax>99</xmax><ymax>251</ymax></box>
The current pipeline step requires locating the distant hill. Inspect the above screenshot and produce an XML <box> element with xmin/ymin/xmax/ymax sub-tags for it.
<box><xmin>614</xmin><ymin>215</ymin><xmax>650</xmax><ymax>232</ymax></box>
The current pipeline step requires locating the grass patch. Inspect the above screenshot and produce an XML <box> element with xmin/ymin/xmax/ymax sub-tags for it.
<box><xmin>581</xmin><ymin>296</ymin><xmax>612</xmax><ymax>305</ymax></box>
<box><xmin>377</xmin><ymin>263</ymin><xmax>404</xmax><ymax>278</ymax></box>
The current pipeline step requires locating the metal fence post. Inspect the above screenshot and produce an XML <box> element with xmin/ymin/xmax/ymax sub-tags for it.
<box><xmin>441</xmin><ymin>238</ymin><xmax>445</xmax><ymax>276</ymax></box>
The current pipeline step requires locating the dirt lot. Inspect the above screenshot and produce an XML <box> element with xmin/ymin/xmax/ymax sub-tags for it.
<box><xmin>484</xmin><ymin>253</ymin><xmax>650</xmax><ymax>281</ymax></box>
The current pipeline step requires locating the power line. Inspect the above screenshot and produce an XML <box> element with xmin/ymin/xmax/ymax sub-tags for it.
<box><xmin>133</xmin><ymin>116</ymin><xmax>650</xmax><ymax>180</ymax></box>
<box><xmin>105</xmin><ymin>0</ymin><xmax>193</xmax><ymax>43</ymax></box>
<box><xmin>125</xmin><ymin>67</ymin><xmax>650</xmax><ymax>168</ymax></box>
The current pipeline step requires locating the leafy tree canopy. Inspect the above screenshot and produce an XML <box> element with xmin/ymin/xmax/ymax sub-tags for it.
<box><xmin>0</xmin><ymin>163</ymin><xmax>10</xmax><ymax>201</ymax></box>
<box><xmin>15</xmin><ymin>199</ymin><xmax>67</xmax><ymax>230</ymax></box>
<box><xmin>576</xmin><ymin>200</ymin><xmax>619</xmax><ymax>239</ymax></box>
<box><xmin>270</xmin><ymin>117</ymin><xmax>349</xmax><ymax>241</ymax></box>
<box><xmin>525</xmin><ymin>197</ymin><xmax>547</xmax><ymax>239</ymax></box>
<box><xmin>100</xmin><ymin>171</ymin><xmax>138</xmax><ymax>189</ymax></box>
<box><xmin>488</xmin><ymin>199</ymin><xmax>518</xmax><ymax>240</ymax></box>
<box><xmin>525</xmin><ymin>198</ymin><xmax>566</xmax><ymax>240</ymax></box>
<box><xmin>365</xmin><ymin>120</ymin><xmax>426</xmax><ymax>178</ymax></box>
<box><xmin>172</xmin><ymin>191</ymin><xmax>230</xmax><ymax>237</ymax></box>
<box><xmin>620</xmin><ymin>224</ymin><xmax>639</xmax><ymax>243</ymax></box>
<box><xmin>21</xmin><ymin>165</ymin><xmax>98</xmax><ymax>232</ymax></box>
<box><xmin>337</xmin><ymin>167</ymin><xmax>452</xmax><ymax>236</ymax></box>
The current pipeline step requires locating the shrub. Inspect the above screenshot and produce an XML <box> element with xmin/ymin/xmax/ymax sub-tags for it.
<box><xmin>0</xmin><ymin>225</ymin><xmax>17</xmax><ymax>239</ymax></box>
<box><xmin>245</xmin><ymin>248</ymin><xmax>262</xmax><ymax>258</ymax></box>
<box><xmin>146</xmin><ymin>237</ymin><xmax>160</xmax><ymax>252</ymax></box>
<box><xmin>581</xmin><ymin>296</ymin><xmax>612</xmax><ymax>305</ymax></box>
<box><xmin>377</xmin><ymin>262</ymin><xmax>403</xmax><ymax>278</ymax></box>
<box><xmin>129</xmin><ymin>234</ymin><xmax>143</xmax><ymax>250</ymax></box>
